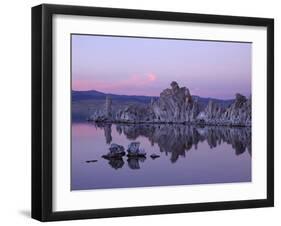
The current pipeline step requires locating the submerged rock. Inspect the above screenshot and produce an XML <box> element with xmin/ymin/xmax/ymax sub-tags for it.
<box><xmin>85</xmin><ymin>160</ymin><xmax>98</xmax><ymax>163</ymax></box>
<box><xmin>150</xmin><ymin>154</ymin><xmax>160</xmax><ymax>159</ymax></box>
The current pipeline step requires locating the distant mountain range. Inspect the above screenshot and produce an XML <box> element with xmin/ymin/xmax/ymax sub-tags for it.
<box><xmin>72</xmin><ymin>90</ymin><xmax>234</xmax><ymax>108</ymax></box>
<box><xmin>72</xmin><ymin>90</ymin><xmax>155</xmax><ymax>104</ymax></box>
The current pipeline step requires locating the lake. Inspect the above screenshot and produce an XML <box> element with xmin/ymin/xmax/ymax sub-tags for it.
<box><xmin>71</xmin><ymin>122</ymin><xmax>251</xmax><ymax>190</ymax></box>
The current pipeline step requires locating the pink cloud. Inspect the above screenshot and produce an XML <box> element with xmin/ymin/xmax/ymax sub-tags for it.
<box><xmin>147</xmin><ymin>73</ymin><xmax>156</xmax><ymax>81</ymax></box>
<box><xmin>73</xmin><ymin>73</ymin><xmax>157</xmax><ymax>95</ymax></box>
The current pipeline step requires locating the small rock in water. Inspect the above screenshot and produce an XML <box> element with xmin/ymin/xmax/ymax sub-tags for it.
<box><xmin>127</xmin><ymin>142</ymin><xmax>146</xmax><ymax>157</ymax></box>
<box><xmin>150</xmin><ymin>154</ymin><xmax>160</xmax><ymax>159</ymax></box>
<box><xmin>102</xmin><ymin>143</ymin><xmax>125</xmax><ymax>159</ymax></box>
<box><xmin>127</xmin><ymin>142</ymin><xmax>140</xmax><ymax>152</ymax></box>
<box><xmin>85</xmin><ymin>160</ymin><xmax>98</xmax><ymax>163</ymax></box>
<box><xmin>109</xmin><ymin>143</ymin><xmax>125</xmax><ymax>154</ymax></box>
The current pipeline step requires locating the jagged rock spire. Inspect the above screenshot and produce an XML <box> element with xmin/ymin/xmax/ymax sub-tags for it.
<box><xmin>105</xmin><ymin>95</ymin><xmax>112</xmax><ymax>117</ymax></box>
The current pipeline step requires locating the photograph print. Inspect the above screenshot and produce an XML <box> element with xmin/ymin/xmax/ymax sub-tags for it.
<box><xmin>71</xmin><ymin>34</ymin><xmax>252</xmax><ymax>191</ymax></box>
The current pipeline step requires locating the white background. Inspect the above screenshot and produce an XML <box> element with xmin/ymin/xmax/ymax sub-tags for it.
<box><xmin>0</xmin><ymin>0</ymin><xmax>279</xmax><ymax>225</ymax></box>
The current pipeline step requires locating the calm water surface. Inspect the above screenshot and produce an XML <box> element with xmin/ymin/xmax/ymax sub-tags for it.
<box><xmin>71</xmin><ymin>122</ymin><xmax>251</xmax><ymax>190</ymax></box>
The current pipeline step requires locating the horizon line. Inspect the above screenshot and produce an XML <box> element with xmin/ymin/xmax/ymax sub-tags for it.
<box><xmin>72</xmin><ymin>89</ymin><xmax>251</xmax><ymax>100</ymax></box>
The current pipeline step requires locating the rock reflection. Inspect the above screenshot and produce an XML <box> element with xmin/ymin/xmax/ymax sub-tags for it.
<box><xmin>127</xmin><ymin>156</ymin><xmax>146</xmax><ymax>170</ymax></box>
<box><xmin>94</xmin><ymin>123</ymin><xmax>112</xmax><ymax>144</ymax></box>
<box><xmin>95</xmin><ymin>123</ymin><xmax>251</xmax><ymax>164</ymax></box>
<box><xmin>107</xmin><ymin>157</ymin><xmax>124</xmax><ymax>170</ymax></box>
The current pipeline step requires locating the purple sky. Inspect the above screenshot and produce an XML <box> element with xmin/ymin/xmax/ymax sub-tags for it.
<box><xmin>72</xmin><ymin>34</ymin><xmax>251</xmax><ymax>99</ymax></box>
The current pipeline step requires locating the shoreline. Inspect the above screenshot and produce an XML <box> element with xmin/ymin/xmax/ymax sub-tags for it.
<box><xmin>86</xmin><ymin>119</ymin><xmax>251</xmax><ymax>128</ymax></box>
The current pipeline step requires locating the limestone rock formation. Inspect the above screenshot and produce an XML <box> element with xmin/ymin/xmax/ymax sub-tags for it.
<box><xmin>196</xmin><ymin>93</ymin><xmax>251</xmax><ymax>126</ymax></box>
<box><xmin>196</xmin><ymin>100</ymin><xmax>224</xmax><ymax>125</ymax></box>
<box><xmin>109</xmin><ymin>143</ymin><xmax>125</xmax><ymax>153</ymax></box>
<box><xmin>88</xmin><ymin>110</ymin><xmax>108</xmax><ymax>122</ymax></box>
<box><xmin>151</xmin><ymin>81</ymin><xmax>199</xmax><ymax>123</ymax></box>
<box><xmin>105</xmin><ymin>95</ymin><xmax>112</xmax><ymax>118</ymax></box>
<box><xmin>127</xmin><ymin>142</ymin><xmax>146</xmax><ymax>157</ymax></box>
<box><xmin>88</xmin><ymin>82</ymin><xmax>251</xmax><ymax>126</ymax></box>
<box><xmin>116</xmin><ymin>105</ymin><xmax>155</xmax><ymax>123</ymax></box>
<box><xmin>102</xmin><ymin>143</ymin><xmax>125</xmax><ymax>159</ymax></box>
<box><xmin>88</xmin><ymin>95</ymin><xmax>113</xmax><ymax>122</ymax></box>
<box><xmin>222</xmin><ymin>94</ymin><xmax>251</xmax><ymax>126</ymax></box>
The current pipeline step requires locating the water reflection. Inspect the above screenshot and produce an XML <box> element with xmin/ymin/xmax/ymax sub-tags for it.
<box><xmin>72</xmin><ymin>122</ymin><xmax>252</xmax><ymax>189</ymax></box>
<box><xmin>93</xmin><ymin>123</ymin><xmax>251</xmax><ymax>166</ymax></box>
<box><xmin>103</xmin><ymin>124</ymin><xmax>112</xmax><ymax>144</ymax></box>
<box><xmin>127</xmin><ymin>156</ymin><xmax>146</xmax><ymax>170</ymax></box>
<box><xmin>108</xmin><ymin>157</ymin><xmax>124</xmax><ymax>169</ymax></box>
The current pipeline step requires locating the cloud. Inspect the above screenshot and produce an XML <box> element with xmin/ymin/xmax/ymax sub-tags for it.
<box><xmin>147</xmin><ymin>73</ymin><xmax>156</xmax><ymax>81</ymax></box>
<box><xmin>73</xmin><ymin>72</ymin><xmax>157</xmax><ymax>95</ymax></box>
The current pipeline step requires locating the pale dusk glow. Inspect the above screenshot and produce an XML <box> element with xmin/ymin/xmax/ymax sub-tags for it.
<box><xmin>72</xmin><ymin>34</ymin><xmax>251</xmax><ymax>99</ymax></box>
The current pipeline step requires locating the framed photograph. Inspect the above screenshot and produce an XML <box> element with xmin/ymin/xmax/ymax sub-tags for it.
<box><xmin>32</xmin><ymin>4</ymin><xmax>274</xmax><ymax>221</ymax></box>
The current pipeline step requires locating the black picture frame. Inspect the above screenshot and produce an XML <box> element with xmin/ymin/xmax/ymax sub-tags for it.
<box><xmin>32</xmin><ymin>3</ymin><xmax>274</xmax><ymax>222</ymax></box>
